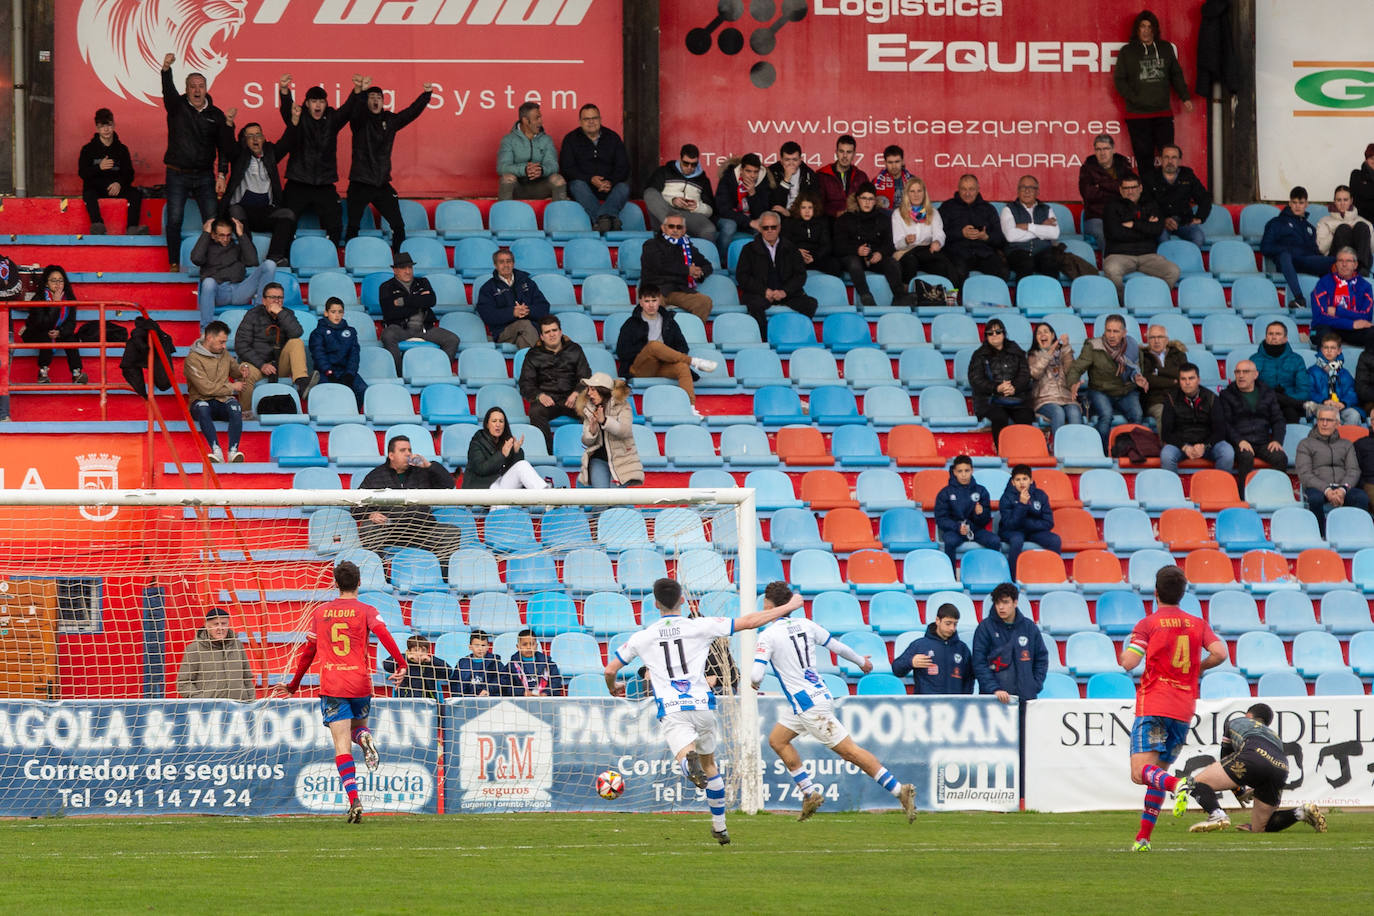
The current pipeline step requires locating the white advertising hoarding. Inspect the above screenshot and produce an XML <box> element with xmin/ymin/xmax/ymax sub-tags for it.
<box><xmin>1025</xmin><ymin>696</ymin><xmax>1374</xmax><ymax>812</ymax></box>
<box><xmin>1256</xmin><ymin>0</ymin><xmax>1374</xmax><ymax>201</ymax></box>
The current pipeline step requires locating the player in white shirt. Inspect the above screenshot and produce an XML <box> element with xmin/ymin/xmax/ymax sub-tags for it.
<box><xmin>752</xmin><ymin>582</ymin><xmax>917</xmax><ymax>823</ymax></box>
<box><xmin>606</xmin><ymin>576</ymin><xmax>801</xmax><ymax>845</ymax></box>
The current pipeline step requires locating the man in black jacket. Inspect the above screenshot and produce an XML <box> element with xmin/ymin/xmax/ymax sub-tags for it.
<box><xmin>1218</xmin><ymin>360</ymin><xmax>1288</xmax><ymax>483</ymax></box>
<box><xmin>1144</xmin><ymin>145</ymin><xmax>1210</xmax><ymax>249</ymax></box>
<box><xmin>766</xmin><ymin>141</ymin><xmax>820</xmax><ymax>215</ymax></box>
<box><xmin>159</xmin><ymin>52</ymin><xmax>233</xmax><ymax>269</ymax></box>
<box><xmin>234</xmin><ymin>282</ymin><xmax>308</xmax><ymax>408</ymax></box>
<box><xmin>645</xmin><ymin>144</ymin><xmax>716</xmax><ymax>240</ymax></box>
<box><xmin>191</xmin><ymin>216</ymin><xmax>277</xmax><ymax>325</ymax></box>
<box><xmin>640</xmin><ymin>214</ymin><xmax>714</xmax><ymax>320</ymax></box>
<box><xmin>378</xmin><ymin>252</ymin><xmax>458</xmax><ymax>373</ymax></box>
<box><xmin>278</xmin><ymin>74</ymin><xmax>357</xmax><ymax>247</ymax></box>
<box><xmin>1102</xmin><ymin>175</ymin><xmax>1180</xmax><ymax>296</ymax></box>
<box><xmin>713</xmin><ymin>153</ymin><xmax>773</xmax><ymax>261</ymax></box>
<box><xmin>475</xmin><ymin>249</ymin><xmax>550</xmax><ymax>349</ymax></box>
<box><xmin>222</xmin><ymin>123</ymin><xmax>297</xmax><ymax>266</ymax></box>
<box><xmin>834</xmin><ymin>182</ymin><xmax>903</xmax><ymax>308</ymax></box>
<box><xmin>734</xmin><ymin>213</ymin><xmax>818</xmax><ymax>339</ymax></box>
<box><xmin>940</xmin><ymin>174</ymin><xmax>1009</xmax><ymax>284</ymax></box>
<box><xmin>345</xmin><ymin>82</ymin><xmax>433</xmax><ymax>250</ymax></box>
<box><xmin>517</xmin><ymin>315</ymin><xmax>590</xmax><ymax>449</ymax></box>
<box><xmin>1159</xmin><ymin>362</ymin><xmax>1235</xmax><ymax>474</ymax></box>
<box><xmin>78</xmin><ymin>108</ymin><xmax>146</xmax><ymax>235</ymax></box>
<box><xmin>559</xmin><ymin>103</ymin><xmax>631</xmax><ymax>233</ymax></box>
<box><xmin>614</xmin><ymin>286</ymin><xmax>715</xmax><ymax>413</ymax></box>
<box><xmin>352</xmin><ymin>435</ymin><xmax>463</xmax><ymax>563</ymax></box>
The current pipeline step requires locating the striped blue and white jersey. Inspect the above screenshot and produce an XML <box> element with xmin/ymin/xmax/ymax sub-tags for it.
<box><xmin>754</xmin><ymin>617</ymin><xmax>840</xmax><ymax>714</ymax></box>
<box><xmin>617</xmin><ymin>615</ymin><xmax>735</xmax><ymax>718</ymax></box>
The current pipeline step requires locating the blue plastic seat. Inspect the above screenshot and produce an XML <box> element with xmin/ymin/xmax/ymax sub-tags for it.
<box><xmin>653</xmin><ymin>507</ymin><xmax>709</xmax><ymax>554</ymax></box>
<box><xmin>1215</xmin><ymin>507</ymin><xmax>1274</xmax><ymax>552</ymax></box>
<box><xmin>1038</xmin><ymin>671</ymin><xmax>1081</xmax><ymax>699</ymax></box>
<box><xmin>918</xmin><ymin>385</ymin><xmax>977</xmax><ymax>429</ymax></box>
<box><xmin>1236</xmin><ymin>631</ymin><xmax>1292</xmax><ymax>679</ymax></box>
<box><xmin>1292</xmin><ymin>630</ymin><xmax>1348</xmax><ymax>678</ymax></box>
<box><xmin>389</xmin><ymin>548</ymin><xmax>446</xmax><ymax>593</ymax></box>
<box><xmin>305</xmin><ymin>271</ymin><xmax>359</xmax><ymax>313</ymax></box>
<box><xmin>1135</xmin><ymin>468</ymin><xmax>1192</xmax><ymax>511</ymax></box>
<box><xmin>696</xmin><ymin>273</ymin><xmax>741</xmax><ymax>312</ymax></box>
<box><xmin>488</xmin><ymin>200</ymin><xmax>541</xmax><ymax>240</ymax></box>
<box><xmin>1351</xmin><ymin>631</ymin><xmax>1374</xmax><ymax>676</ymax></box>
<box><xmin>767</xmin><ymin>312</ymin><xmax>818</xmax><ymax>354</ymax></box>
<box><xmin>876</xmin><ymin>313</ymin><xmax>926</xmax><ymax>353</ymax></box>
<box><xmin>356</xmin><ymin>345</ymin><xmax>397</xmax><ymax>383</ymax></box>
<box><xmin>867</xmin><ymin>591</ymin><xmax>920</xmax><ymax>636</ymax></box>
<box><xmin>479</xmin><ymin>506</ymin><xmax>535</xmax><ymax>554</ymax></box>
<box><xmin>414</xmin><ymin>383</ymin><xmax>471</xmax><ymax>425</ymax></box>
<box><xmin>1055</xmin><ymin>425</ymin><xmax>1114</xmax><ymax>469</ymax></box>
<box><xmin>754</xmin><ymin>385</ymin><xmax>807</xmax><ymax>426</ymax></box>
<box><xmin>1208</xmin><ymin>590</ymin><xmax>1264</xmax><ymax>636</ymax></box>
<box><xmin>453</xmin><ymin>237</ymin><xmax>500</xmax><ymax>279</ymax></box>
<box><xmin>306</xmin><ymin>507</ymin><xmax>359</xmax><ymax>554</ymax></box>
<box><xmin>791</xmin><ymin>548</ymin><xmax>846</xmax><ymax>594</ymax></box>
<box><xmin>1070</xmin><ymin>275</ymin><xmax>1120</xmax><ymax>317</ymax></box>
<box><xmin>803</xmin><ymin>273</ymin><xmax>850</xmax><ymax>310</ymax></box>
<box><xmin>1037</xmin><ymin>590</ymin><xmax>1095</xmax><ymax>636</ymax></box>
<box><xmin>720</xmin><ymin>424</ymin><xmax>778</xmax><ymax>467</ymax></box>
<box><xmin>1325</xmin><ymin>507</ymin><xmax>1374</xmax><ymax>552</ymax></box>
<box><xmin>1269</xmin><ymin>507</ymin><xmax>1326</xmax><ymax>553</ymax></box>
<box><xmin>788</xmin><ymin>346</ymin><xmax>840</xmax><ymax>389</ymax></box>
<box><xmin>616</xmin><ymin>547</ymin><xmax>667</xmax><ymax>595</ymax></box>
<box><xmin>1198</xmin><ymin>312</ymin><xmax>1251</xmax><ymax>353</ymax></box>
<box><xmin>1231</xmin><ymin>274</ymin><xmax>1281</xmax><ymax>317</ymax></box>
<box><xmin>1086</xmin><ymin>671</ymin><xmax>1137</xmax><ymax>699</ymax></box>
<box><xmin>811</xmin><ymin>591</ymin><xmax>867</xmax><ymax>633</ymax></box>
<box><xmin>713</xmin><ymin>313</ymin><xmax>764</xmax><ymax>353</ymax></box>
<box><xmin>1126</xmin><ymin>549</ymin><xmax>1178</xmax><ymax>592</ymax></box>
<box><xmin>729</xmin><ymin>346</ymin><xmax>783</xmax><ymax>388</ymax></box>
<box><xmin>1314</xmin><ymin>669</ymin><xmax>1367</xmax><ymax>696</ymax></box>
<box><xmin>1103</xmin><ymin>507</ymin><xmax>1164</xmax><ymax>552</ymax></box>
<box><xmin>399</xmin><ymin>237</ymin><xmax>447</xmax><ymax>273</ymax></box>
<box><xmin>1121</xmin><ymin>277</ymin><xmax>1173</xmax><ymax>318</ymax></box>
<box><xmin>641</xmin><ymin>386</ymin><xmax>699</xmax><ymax>428</ymax></box>
<box><xmin>506</xmin><ymin>556</ymin><xmax>561</xmax><ymax>593</ymax></box>
<box><xmin>1015</xmin><ymin>274</ymin><xmax>1067</xmax><ymax>317</ymax></box>
<box><xmin>291</xmin><ymin>239</ymin><xmax>342</xmax><ymax>280</ymax></box>
<box><xmin>334</xmin><ymin>548</ymin><xmax>386</xmax><ymax>592</ymax></box>
<box><xmin>1245</xmin><ymin>469</ymin><xmax>1299</xmax><ymax>512</ymax></box>
<box><xmin>565</xmin><ymin>673</ymin><xmax>611</xmax><ymax>697</ymax></box>
<box><xmin>963</xmin><ymin>274</ymin><xmax>1011</xmax><ymax>312</ymax></box>
<box><xmin>303</xmin><ymin>382</ymin><xmax>361</xmax><ymax>426</ymax></box>
<box><xmin>904</xmin><ymin>550</ymin><xmax>959</xmax><ymax>592</ymax></box>
<box><xmin>1177</xmin><ymin>275</ymin><xmax>1228</xmax><ymax>315</ymax></box>
<box><xmin>1158</xmin><ymin>238</ymin><xmax>1206</xmax><ymax>279</ymax></box>
<box><xmin>1238</xmin><ymin>203</ymin><xmax>1278</xmax><ymax>243</ymax></box>
<box><xmin>850</xmin><ymin>469</ymin><xmax>905</xmax><ymax>514</ymax></box>
<box><xmin>433</xmin><ymin>199</ymin><xmax>485</xmax><ymax>240</ymax></box>
<box><xmin>807</xmin><ymin>385</ymin><xmax>861</xmax><ymax>425</ymax></box>
<box><xmin>1265</xmin><ymin>591</ymin><xmax>1322</xmax><ymax>636</ymax></box>
<box><xmin>898</xmin><ymin>347</ymin><xmax>949</xmax><ymax>387</ymax></box>
<box><xmin>929</xmin><ymin>313</ymin><xmax>980</xmax><ymax>353</ymax></box>
<box><xmin>463</xmin><ymin>592</ymin><xmax>520</xmax><ymax>634</ymax></box>
<box><xmin>326</xmin><ymin>424</ymin><xmax>380</xmax><ymax>467</ymax></box>
<box><xmin>1209</xmin><ymin>239</ymin><xmax>1260</xmax><ymax>282</ymax></box>
<box><xmin>547</xmin><ymin>633</ymin><xmax>602</xmax><ymax>677</ymax></box>
<box><xmin>770</xmin><ymin>508</ymin><xmax>825</xmax><ymax>554</ymax></box>
<box><xmin>540</xmin><ymin>199</ymin><xmax>596</xmax><ymax>241</ymax></box>
<box><xmin>1256</xmin><ymin>670</ymin><xmax>1308</xmax><ymax>697</ymax></box>
<box><xmin>269</xmin><ymin>425</ymin><xmax>327</xmax><ymax>467</ymax></box>
<box><xmin>582</xmin><ymin>592</ymin><xmax>638</xmax><ymax>637</ymax></box>
<box><xmin>524</xmin><ymin>591</ymin><xmax>583</xmax><ymax>636</ymax></box>
<box><xmin>1199</xmin><ymin>205</ymin><xmax>1238</xmax><ymax>241</ymax></box>
<box><xmin>679</xmin><ymin>548</ymin><xmax>731</xmax><ymax>591</ymax></box>
<box><xmin>563</xmin><ymin>238</ymin><xmax>615</xmax><ymax>279</ymax></box>
<box><xmin>835</xmin><ymin>630</ymin><xmax>888</xmax><ymax>677</ymax></box>
<box><xmin>826</xmin><ymin>425</ymin><xmax>883</xmax><ymax>468</ymax></box>
<box><xmin>859</xmin><ymin>385</ymin><xmax>914</xmax><ymax>429</ymax></box>
<box><xmin>293</xmin><ymin>466</ymin><xmax>342</xmax><ymax>496</ymax></box>
<box><xmin>1079</xmin><ymin>469</ymin><xmax>1137</xmax><ymax>511</ymax></box>
<box><xmin>595</xmin><ymin>507</ymin><xmax>649</xmax><ymax>553</ymax></box>
<box><xmin>856</xmin><ymin>672</ymin><xmax>907</xmax><ymax>696</ymax></box>
<box><xmin>473</xmin><ymin>385</ymin><xmax>527</xmax><ymax>425</ymax></box>
<box><xmin>1199</xmin><ymin>670</ymin><xmax>1251</xmax><ymax>699</ymax></box>
<box><xmin>582</xmin><ymin>274</ymin><xmax>632</xmax><ymax>316</ymax></box>
<box><xmin>1065</xmin><ymin>631</ymin><xmax>1120</xmax><ymax>678</ymax></box>
<box><xmin>663</xmin><ymin>425</ymin><xmax>721</xmax><ymax>468</ymax></box>
<box><xmin>440</xmin><ymin>547</ymin><xmax>502</xmax><ymax>594</ymax></box>
<box><xmin>343</xmin><ymin>236</ymin><xmax>393</xmax><ymax>276</ymax></box>
<box><xmin>821</xmin><ymin>312</ymin><xmax>871</xmax><ymax>354</ymax></box>
<box><xmin>562</xmin><ymin>548</ymin><xmax>616</xmax><ymax>597</ymax></box>
<box><xmin>1320</xmin><ymin>590</ymin><xmax>1373</xmax><ymax>636</ymax></box>
<box><xmin>1095</xmin><ymin>590</ymin><xmax>1145</xmax><ymax>636</ymax></box>
<box><xmin>359</xmin><ymin>383</ymin><xmax>417</xmax><ymax>424</ymax></box>
<box><xmin>406</xmin><ymin>593</ymin><xmax>462</xmax><ymax>635</ymax></box>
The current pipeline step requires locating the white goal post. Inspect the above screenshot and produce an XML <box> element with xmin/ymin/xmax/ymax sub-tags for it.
<box><xmin>0</xmin><ymin>487</ymin><xmax>765</xmax><ymax>815</ymax></box>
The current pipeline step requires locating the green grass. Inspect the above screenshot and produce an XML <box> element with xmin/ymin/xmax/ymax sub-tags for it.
<box><xmin>9</xmin><ymin>810</ymin><xmax>1369</xmax><ymax>913</ymax></box>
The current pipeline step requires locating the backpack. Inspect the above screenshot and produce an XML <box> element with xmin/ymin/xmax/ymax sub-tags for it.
<box><xmin>76</xmin><ymin>320</ymin><xmax>129</xmax><ymax>343</ymax></box>
<box><xmin>256</xmin><ymin>394</ymin><xmax>299</xmax><ymax>416</ymax></box>
<box><xmin>1110</xmin><ymin>426</ymin><xmax>1163</xmax><ymax>465</ymax></box>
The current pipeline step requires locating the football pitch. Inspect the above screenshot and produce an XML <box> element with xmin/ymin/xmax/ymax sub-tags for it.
<box><xmin>9</xmin><ymin>809</ymin><xmax>1370</xmax><ymax>913</ymax></box>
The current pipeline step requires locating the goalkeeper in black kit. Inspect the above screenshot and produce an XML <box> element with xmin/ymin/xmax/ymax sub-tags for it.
<box><xmin>1180</xmin><ymin>703</ymin><xmax>1327</xmax><ymax>834</ymax></box>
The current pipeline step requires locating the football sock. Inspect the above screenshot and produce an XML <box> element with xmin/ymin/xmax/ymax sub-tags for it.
<box><xmin>789</xmin><ymin>767</ymin><xmax>816</xmax><ymax>795</ymax></box>
<box><xmin>705</xmin><ymin>775</ymin><xmax>727</xmax><ymax>831</ymax></box>
<box><xmin>351</xmin><ymin>726</ymin><xmax>372</xmax><ymax>747</ymax></box>
<box><xmin>1137</xmin><ymin>787</ymin><xmax>1164</xmax><ymax>841</ymax></box>
<box><xmin>1190</xmin><ymin>781</ymin><xmax>1222</xmax><ymax>815</ymax></box>
<box><xmin>873</xmin><ymin>767</ymin><xmax>902</xmax><ymax>798</ymax></box>
<box><xmin>1141</xmin><ymin>763</ymin><xmax>1180</xmax><ymax>793</ymax></box>
<box><xmin>1265</xmin><ymin>807</ymin><xmax>1301</xmax><ymax>832</ymax></box>
<box><xmin>335</xmin><ymin>754</ymin><xmax>359</xmax><ymax>806</ymax></box>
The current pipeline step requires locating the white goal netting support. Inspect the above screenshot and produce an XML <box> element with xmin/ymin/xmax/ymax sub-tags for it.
<box><xmin>0</xmin><ymin>487</ymin><xmax>762</xmax><ymax>817</ymax></box>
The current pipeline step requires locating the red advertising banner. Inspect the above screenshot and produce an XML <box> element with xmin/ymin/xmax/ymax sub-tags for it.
<box><xmin>53</xmin><ymin>1</ymin><xmax>623</xmax><ymax>197</ymax></box>
<box><xmin>0</xmin><ymin>434</ymin><xmax>146</xmax><ymax>540</ymax></box>
<box><xmin>659</xmin><ymin>1</ymin><xmax>1207</xmax><ymax>204</ymax></box>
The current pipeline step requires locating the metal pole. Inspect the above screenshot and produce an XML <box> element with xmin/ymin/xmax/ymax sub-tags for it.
<box><xmin>1210</xmin><ymin>81</ymin><xmax>1224</xmax><ymax>205</ymax></box>
<box><xmin>733</xmin><ymin>489</ymin><xmax>761</xmax><ymax>814</ymax></box>
<box><xmin>11</xmin><ymin>0</ymin><xmax>26</xmax><ymax>197</ymax></box>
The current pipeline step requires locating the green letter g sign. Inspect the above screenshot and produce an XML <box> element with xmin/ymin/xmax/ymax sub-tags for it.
<box><xmin>1295</xmin><ymin>69</ymin><xmax>1374</xmax><ymax>109</ymax></box>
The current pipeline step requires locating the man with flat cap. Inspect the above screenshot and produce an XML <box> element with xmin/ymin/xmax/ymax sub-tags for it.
<box><xmin>378</xmin><ymin>250</ymin><xmax>458</xmax><ymax>373</ymax></box>
<box><xmin>175</xmin><ymin>607</ymin><xmax>254</xmax><ymax>701</ymax></box>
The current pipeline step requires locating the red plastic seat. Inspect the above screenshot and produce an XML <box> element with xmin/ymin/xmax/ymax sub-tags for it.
<box><xmin>821</xmin><ymin>507</ymin><xmax>880</xmax><ymax>551</ymax></box>
<box><xmin>1032</xmin><ymin>468</ymin><xmax>1083</xmax><ymax>509</ymax></box>
<box><xmin>775</xmin><ymin>426</ymin><xmax>833</xmax><ymax>466</ymax></box>
<box><xmin>1158</xmin><ymin>508</ymin><xmax>1217</xmax><ymax>551</ymax></box>
<box><xmin>998</xmin><ymin>425</ymin><xmax>1056</xmax><ymax>467</ymax></box>
<box><xmin>886</xmin><ymin>425</ymin><xmax>945</xmax><ymax>467</ymax></box>
<box><xmin>1053</xmin><ymin>508</ymin><xmax>1107</xmax><ymax>552</ymax></box>
<box><xmin>1187</xmin><ymin>469</ymin><xmax>1248</xmax><ymax>512</ymax></box>
<box><xmin>800</xmin><ymin>469</ymin><xmax>858</xmax><ymax>510</ymax></box>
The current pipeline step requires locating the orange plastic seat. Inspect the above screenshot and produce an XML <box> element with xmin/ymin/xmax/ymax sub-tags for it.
<box><xmin>1185</xmin><ymin>548</ymin><xmax>1238</xmax><ymax>588</ymax></box>
<box><xmin>800</xmin><ymin>469</ymin><xmax>859</xmax><ymax>509</ymax></box>
<box><xmin>1053</xmin><ymin>508</ymin><xmax>1107</xmax><ymax>552</ymax></box>
<box><xmin>1158</xmin><ymin>508</ymin><xmax>1217</xmax><ymax>551</ymax></box>
<box><xmin>885</xmin><ymin>424</ymin><xmax>945</xmax><ymax>467</ymax></box>
<box><xmin>1017</xmin><ymin>550</ymin><xmax>1067</xmax><ymax>589</ymax></box>
<box><xmin>1072</xmin><ymin>549</ymin><xmax>1125</xmax><ymax>588</ymax></box>
<box><xmin>1032</xmin><ymin>468</ymin><xmax>1083</xmax><ymax>509</ymax></box>
<box><xmin>847</xmin><ymin>549</ymin><xmax>900</xmax><ymax>589</ymax></box>
<box><xmin>913</xmin><ymin>469</ymin><xmax>950</xmax><ymax>511</ymax></box>
<box><xmin>821</xmin><ymin>507</ymin><xmax>880</xmax><ymax>551</ymax></box>
<box><xmin>1238</xmin><ymin>549</ymin><xmax>1293</xmax><ymax>590</ymax></box>
<box><xmin>1187</xmin><ymin>469</ymin><xmax>1248</xmax><ymax>512</ymax></box>
<box><xmin>998</xmin><ymin>424</ymin><xmax>1056</xmax><ymax>467</ymax></box>
<box><xmin>1338</xmin><ymin>424</ymin><xmax>1368</xmax><ymax>443</ymax></box>
<box><xmin>775</xmin><ymin>425</ymin><xmax>834</xmax><ymax>467</ymax></box>
<box><xmin>1295</xmin><ymin>548</ymin><xmax>1349</xmax><ymax>586</ymax></box>
<box><xmin>1108</xmin><ymin>424</ymin><xmax>1161</xmax><ymax>468</ymax></box>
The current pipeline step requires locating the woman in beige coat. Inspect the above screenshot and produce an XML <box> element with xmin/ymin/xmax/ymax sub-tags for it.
<box><xmin>1028</xmin><ymin>321</ymin><xmax>1084</xmax><ymax>436</ymax></box>
<box><xmin>576</xmin><ymin>371</ymin><xmax>642</xmax><ymax>487</ymax></box>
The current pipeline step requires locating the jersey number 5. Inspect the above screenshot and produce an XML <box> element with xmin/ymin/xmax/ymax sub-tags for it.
<box><xmin>659</xmin><ymin>638</ymin><xmax>687</xmax><ymax>676</ymax></box>
<box><xmin>330</xmin><ymin>622</ymin><xmax>352</xmax><ymax>658</ymax></box>
<box><xmin>1171</xmin><ymin>634</ymin><xmax>1191</xmax><ymax>674</ymax></box>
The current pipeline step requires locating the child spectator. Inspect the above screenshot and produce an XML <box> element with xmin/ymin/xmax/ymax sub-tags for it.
<box><xmin>383</xmin><ymin>634</ymin><xmax>454</xmax><ymax>700</ymax></box>
<box><xmin>453</xmin><ymin>629</ymin><xmax>508</xmax><ymax>697</ymax></box>
<box><xmin>77</xmin><ymin>108</ymin><xmax>146</xmax><ymax>235</ymax></box>
<box><xmin>1308</xmin><ymin>332</ymin><xmax>1365</xmax><ymax>424</ymax></box>
<box><xmin>999</xmin><ymin>464</ymin><xmax>1061</xmax><ymax>580</ymax></box>
<box><xmin>308</xmin><ymin>296</ymin><xmax>367</xmax><ymax>407</ymax></box>
<box><xmin>933</xmin><ymin>455</ymin><xmax>999</xmax><ymax>564</ymax></box>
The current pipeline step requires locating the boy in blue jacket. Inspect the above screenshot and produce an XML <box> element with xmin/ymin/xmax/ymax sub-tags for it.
<box><xmin>308</xmin><ymin>297</ymin><xmax>367</xmax><ymax>407</ymax></box>
<box><xmin>999</xmin><ymin>464</ymin><xmax>1061</xmax><ymax>580</ymax></box>
<box><xmin>973</xmin><ymin>582</ymin><xmax>1048</xmax><ymax>703</ymax></box>
<box><xmin>452</xmin><ymin>629</ymin><xmax>509</xmax><ymax>697</ymax></box>
<box><xmin>933</xmin><ymin>454</ymin><xmax>999</xmax><ymax>564</ymax></box>
<box><xmin>1258</xmin><ymin>186</ymin><xmax>1333</xmax><ymax>311</ymax></box>
<box><xmin>1308</xmin><ymin>333</ymin><xmax>1365</xmax><ymax>424</ymax></box>
<box><xmin>892</xmin><ymin>603</ymin><xmax>974</xmax><ymax>695</ymax></box>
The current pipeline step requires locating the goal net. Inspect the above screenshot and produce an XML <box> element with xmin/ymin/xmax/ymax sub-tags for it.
<box><xmin>0</xmin><ymin>487</ymin><xmax>762</xmax><ymax>818</ymax></box>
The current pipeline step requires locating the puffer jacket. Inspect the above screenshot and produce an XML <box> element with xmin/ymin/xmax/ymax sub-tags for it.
<box><xmin>1140</xmin><ymin>339</ymin><xmax>1189</xmax><ymax>408</ymax></box>
<box><xmin>1252</xmin><ymin>341</ymin><xmax>1308</xmax><ymax>398</ymax></box>
<box><xmin>932</xmin><ymin>470</ymin><xmax>993</xmax><ymax>538</ymax></box>
<box><xmin>1316</xmin><ymin>208</ymin><xmax>1374</xmax><ymax>255</ymax></box>
<box><xmin>1217</xmin><ymin>380</ymin><xmax>1286</xmax><ymax>447</ymax></box>
<box><xmin>234</xmin><ymin>303</ymin><xmax>303</xmax><ymax>369</ymax></box>
<box><xmin>999</xmin><ymin>481</ymin><xmax>1055</xmax><ymax>536</ymax></box>
<box><xmin>309</xmin><ymin>315</ymin><xmax>361</xmax><ymax>377</ymax></box>
<box><xmin>967</xmin><ymin>339</ymin><xmax>1032</xmax><ymax>416</ymax></box>
<box><xmin>517</xmin><ymin>335</ymin><xmax>590</xmax><ymax>402</ymax></box>
<box><xmin>1067</xmin><ymin>336</ymin><xmax>1142</xmax><ymax>398</ymax></box>
<box><xmin>175</xmin><ymin>627</ymin><xmax>254</xmax><ymax>701</ymax></box>
<box><xmin>576</xmin><ymin>380</ymin><xmax>643</xmax><ymax>487</ymax></box>
<box><xmin>1296</xmin><ymin>426</ymin><xmax>1361</xmax><ymax>492</ymax></box>
<box><xmin>1307</xmin><ymin>356</ymin><xmax>1363</xmax><ymax>417</ymax></box>
<box><xmin>183</xmin><ymin>340</ymin><xmax>242</xmax><ymax>403</ymax></box>
<box><xmin>1028</xmin><ymin>342</ymin><xmax>1077</xmax><ymax>409</ymax></box>
<box><xmin>1259</xmin><ymin>206</ymin><xmax>1321</xmax><ymax>260</ymax></box>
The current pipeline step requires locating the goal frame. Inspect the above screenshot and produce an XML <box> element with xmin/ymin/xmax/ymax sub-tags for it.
<box><xmin>2</xmin><ymin>486</ymin><xmax>764</xmax><ymax>813</ymax></box>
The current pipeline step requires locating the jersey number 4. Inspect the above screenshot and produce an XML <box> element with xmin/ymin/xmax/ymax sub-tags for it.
<box><xmin>659</xmin><ymin>638</ymin><xmax>688</xmax><ymax>676</ymax></box>
<box><xmin>330</xmin><ymin>622</ymin><xmax>352</xmax><ymax>658</ymax></box>
<box><xmin>1171</xmin><ymin>634</ymin><xmax>1191</xmax><ymax>674</ymax></box>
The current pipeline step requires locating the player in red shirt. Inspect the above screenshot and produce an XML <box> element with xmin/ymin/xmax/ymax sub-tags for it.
<box><xmin>1117</xmin><ymin>565</ymin><xmax>1227</xmax><ymax>851</ymax></box>
<box><xmin>271</xmin><ymin>561</ymin><xmax>406</xmax><ymax>822</ymax></box>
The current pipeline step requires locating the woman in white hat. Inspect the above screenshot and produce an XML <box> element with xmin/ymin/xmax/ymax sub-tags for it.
<box><xmin>576</xmin><ymin>371</ymin><xmax>642</xmax><ymax>488</ymax></box>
